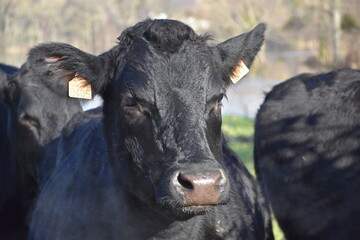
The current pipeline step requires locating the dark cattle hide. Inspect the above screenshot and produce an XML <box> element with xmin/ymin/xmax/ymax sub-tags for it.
<box><xmin>255</xmin><ymin>69</ymin><xmax>360</xmax><ymax>240</ymax></box>
<box><xmin>0</xmin><ymin>59</ymin><xmax>82</xmax><ymax>239</ymax></box>
<box><xmin>0</xmin><ymin>63</ymin><xmax>19</xmax><ymax>78</ymax></box>
<box><xmin>30</xmin><ymin>19</ymin><xmax>272</xmax><ymax>240</ymax></box>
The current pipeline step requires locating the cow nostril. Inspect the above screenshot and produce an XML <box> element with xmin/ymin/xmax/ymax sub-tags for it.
<box><xmin>177</xmin><ymin>173</ymin><xmax>194</xmax><ymax>190</ymax></box>
<box><xmin>171</xmin><ymin>169</ymin><xmax>228</xmax><ymax>206</ymax></box>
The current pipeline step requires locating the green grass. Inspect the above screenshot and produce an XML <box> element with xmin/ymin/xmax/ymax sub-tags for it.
<box><xmin>222</xmin><ymin>115</ymin><xmax>255</xmax><ymax>175</ymax></box>
<box><xmin>222</xmin><ymin>115</ymin><xmax>285</xmax><ymax>240</ymax></box>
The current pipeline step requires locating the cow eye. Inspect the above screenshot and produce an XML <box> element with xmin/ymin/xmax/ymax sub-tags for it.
<box><xmin>217</xmin><ymin>93</ymin><xmax>227</xmax><ymax>105</ymax></box>
<box><xmin>19</xmin><ymin>112</ymin><xmax>40</xmax><ymax>128</ymax></box>
<box><xmin>217</xmin><ymin>94</ymin><xmax>224</xmax><ymax>103</ymax></box>
<box><xmin>123</xmin><ymin>96</ymin><xmax>137</xmax><ymax>107</ymax></box>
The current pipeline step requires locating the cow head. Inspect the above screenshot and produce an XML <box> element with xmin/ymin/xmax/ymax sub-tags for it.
<box><xmin>0</xmin><ymin>56</ymin><xmax>83</xmax><ymax>179</ymax></box>
<box><xmin>31</xmin><ymin>19</ymin><xmax>265</xmax><ymax>218</ymax></box>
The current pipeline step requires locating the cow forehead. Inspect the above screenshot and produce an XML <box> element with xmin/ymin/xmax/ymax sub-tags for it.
<box><xmin>121</xmin><ymin>40</ymin><xmax>223</xmax><ymax>103</ymax></box>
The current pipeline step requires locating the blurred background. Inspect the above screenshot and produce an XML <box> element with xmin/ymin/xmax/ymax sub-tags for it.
<box><xmin>1</xmin><ymin>0</ymin><xmax>359</xmax><ymax>116</ymax></box>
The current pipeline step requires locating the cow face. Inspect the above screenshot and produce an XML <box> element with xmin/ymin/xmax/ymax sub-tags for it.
<box><xmin>101</xmin><ymin>20</ymin><xmax>265</xmax><ymax>217</ymax></box>
<box><xmin>1</xmin><ymin>60</ymin><xmax>82</xmax><ymax>165</ymax></box>
<box><xmin>31</xmin><ymin>19</ymin><xmax>265</xmax><ymax>218</ymax></box>
<box><xmin>109</xmin><ymin>36</ymin><xmax>226</xmax><ymax>216</ymax></box>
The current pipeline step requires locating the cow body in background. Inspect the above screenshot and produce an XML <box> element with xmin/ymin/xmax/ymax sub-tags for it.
<box><xmin>0</xmin><ymin>58</ymin><xmax>83</xmax><ymax>239</ymax></box>
<box><xmin>255</xmin><ymin>69</ymin><xmax>360</xmax><ymax>240</ymax></box>
<box><xmin>0</xmin><ymin>63</ymin><xmax>19</xmax><ymax>78</ymax></box>
<box><xmin>30</xmin><ymin>19</ymin><xmax>273</xmax><ymax>239</ymax></box>
<box><xmin>0</xmin><ymin>65</ymin><xmax>20</xmax><ymax>223</ymax></box>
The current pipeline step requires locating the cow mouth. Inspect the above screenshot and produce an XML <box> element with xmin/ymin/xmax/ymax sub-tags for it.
<box><xmin>157</xmin><ymin>201</ymin><xmax>216</xmax><ymax>218</ymax></box>
<box><xmin>156</xmin><ymin>197</ymin><xmax>228</xmax><ymax>217</ymax></box>
<box><xmin>181</xmin><ymin>204</ymin><xmax>215</xmax><ymax>215</ymax></box>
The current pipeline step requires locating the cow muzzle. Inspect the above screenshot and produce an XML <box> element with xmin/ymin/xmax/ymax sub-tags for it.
<box><xmin>171</xmin><ymin>169</ymin><xmax>228</xmax><ymax>209</ymax></box>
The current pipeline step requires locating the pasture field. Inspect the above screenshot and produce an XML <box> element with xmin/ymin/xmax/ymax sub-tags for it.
<box><xmin>222</xmin><ymin>115</ymin><xmax>285</xmax><ymax>240</ymax></box>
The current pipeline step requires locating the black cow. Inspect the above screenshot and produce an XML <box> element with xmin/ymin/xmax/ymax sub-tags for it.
<box><xmin>0</xmin><ymin>63</ymin><xmax>19</xmax><ymax>78</ymax></box>
<box><xmin>30</xmin><ymin>19</ymin><xmax>273</xmax><ymax>239</ymax></box>
<box><xmin>0</xmin><ymin>57</ymin><xmax>83</xmax><ymax>239</ymax></box>
<box><xmin>255</xmin><ymin>69</ymin><xmax>360</xmax><ymax>240</ymax></box>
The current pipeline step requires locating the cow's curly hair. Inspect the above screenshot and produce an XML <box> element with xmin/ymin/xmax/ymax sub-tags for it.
<box><xmin>117</xmin><ymin>19</ymin><xmax>211</xmax><ymax>53</ymax></box>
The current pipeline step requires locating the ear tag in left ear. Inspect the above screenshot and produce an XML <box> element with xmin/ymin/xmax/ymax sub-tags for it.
<box><xmin>230</xmin><ymin>60</ymin><xmax>249</xmax><ymax>84</ymax></box>
<box><xmin>68</xmin><ymin>74</ymin><xmax>92</xmax><ymax>99</ymax></box>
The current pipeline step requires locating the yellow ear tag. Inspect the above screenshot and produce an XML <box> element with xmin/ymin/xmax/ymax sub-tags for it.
<box><xmin>229</xmin><ymin>60</ymin><xmax>249</xmax><ymax>84</ymax></box>
<box><xmin>68</xmin><ymin>74</ymin><xmax>92</xmax><ymax>100</ymax></box>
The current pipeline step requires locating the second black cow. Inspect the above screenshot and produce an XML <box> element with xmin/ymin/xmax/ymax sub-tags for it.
<box><xmin>0</xmin><ymin>56</ymin><xmax>83</xmax><ymax>238</ymax></box>
<box><xmin>30</xmin><ymin>19</ymin><xmax>273</xmax><ymax>239</ymax></box>
<box><xmin>255</xmin><ymin>69</ymin><xmax>360</xmax><ymax>240</ymax></box>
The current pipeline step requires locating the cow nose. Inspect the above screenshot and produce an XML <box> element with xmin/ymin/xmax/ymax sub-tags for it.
<box><xmin>172</xmin><ymin>169</ymin><xmax>227</xmax><ymax>206</ymax></box>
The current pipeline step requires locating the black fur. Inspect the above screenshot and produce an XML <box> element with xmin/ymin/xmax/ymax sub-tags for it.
<box><xmin>255</xmin><ymin>68</ymin><xmax>360</xmax><ymax>240</ymax></box>
<box><xmin>0</xmin><ymin>63</ymin><xmax>19</xmax><ymax>78</ymax></box>
<box><xmin>30</xmin><ymin>19</ymin><xmax>271</xmax><ymax>239</ymax></box>
<box><xmin>0</xmin><ymin>58</ymin><xmax>82</xmax><ymax>239</ymax></box>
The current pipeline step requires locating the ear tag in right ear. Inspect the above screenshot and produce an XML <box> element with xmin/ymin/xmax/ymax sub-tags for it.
<box><xmin>68</xmin><ymin>74</ymin><xmax>92</xmax><ymax>100</ymax></box>
<box><xmin>230</xmin><ymin>60</ymin><xmax>249</xmax><ymax>84</ymax></box>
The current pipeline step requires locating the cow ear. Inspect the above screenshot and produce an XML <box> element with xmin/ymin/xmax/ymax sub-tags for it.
<box><xmin>214</xmin><ymin>23</ymin><xmax>266</xmax><ymax>86</ymax></box>
<box><xmin>27</xmin><ymin>43</ymin><xmax>118</xmax><ymax>98</ymax></box>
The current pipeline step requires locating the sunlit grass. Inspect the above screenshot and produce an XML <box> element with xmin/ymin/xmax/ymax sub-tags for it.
<box><xmin>222</xmin><ymin>115</ymin><xmax>254</xmax><ymax>138</ymax></box>
<box><xmin>222</xmin><ymin>115</ymin><xmax>255</xmax><ymax>175</ymax></box>
<box><xmin>272</xmin><ymin>217</ymin><xmax>286</xmax><ymax>240</ymax></box>
<box><xmin>222</xmin><ymin>115</ymin><xmax>286</xmax><ymax>240</ymax></box>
